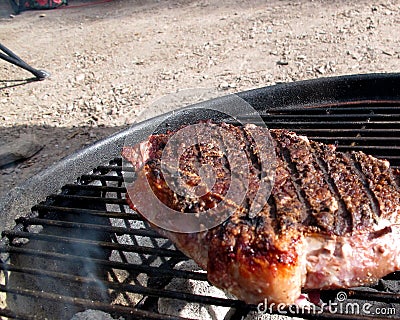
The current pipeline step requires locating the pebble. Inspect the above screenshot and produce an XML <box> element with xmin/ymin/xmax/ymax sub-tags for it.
<box><xmin>316</xmin><ymin>66</ymin><xmax>326</xmax><ymax>74</ymax></box>
<box><xmin>75</xmin><ymin>74</ymin><xmax>85</xmax><ymax>82</ymax></box>
<box><xmin>382</xmin><ymin>50</ymin><xmax>393</xmax><ymax>56</ymax></box>
<box><xmin>277</xmin><ymin>60</ymin><xmax>289</xmax><ymax>65</ymax></box>
<box><xmin>0</xmin><ymin>134</ymin><xmax>43</xmax><ymax>167</ymax></box>
<box><xmin>70</xmin><ymin>309</ymin><xmax>124</xmax><ymax>320</ymax></box>
<box><xmin>133</xmin><ymin>59</ymin><xmax>145</xmax><ymax>65</ymax></box>
<box><xmin>219</xmin><ymin>81</ymin><xmax>230</xmax><ymax>90</ymax></box>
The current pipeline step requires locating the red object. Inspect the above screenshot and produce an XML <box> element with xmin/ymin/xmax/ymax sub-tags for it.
<box><xmin>21</xmin><ymin>0</ymin><xmax>67</xmax><ymax>10</ymax></box>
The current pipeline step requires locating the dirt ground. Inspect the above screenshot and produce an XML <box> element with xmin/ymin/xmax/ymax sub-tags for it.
<box><xmin>1</xmin><ymin>0</ymin><xmax>400</xmax><ymax>201</ymax></box>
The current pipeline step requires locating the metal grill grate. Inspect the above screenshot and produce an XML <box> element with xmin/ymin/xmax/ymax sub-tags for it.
<box><xmin>1</xmin><ymin>101</ymin><xmax>400</xmax><ymax>320</ymax></box>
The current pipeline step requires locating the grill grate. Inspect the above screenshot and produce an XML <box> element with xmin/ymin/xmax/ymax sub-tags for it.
<box><xmin>1</xmin><ymin>101</ymin><xmax>400</xmax><ymax>320</ymax></box>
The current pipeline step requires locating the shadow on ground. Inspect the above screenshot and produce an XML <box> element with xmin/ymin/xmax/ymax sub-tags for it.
<box><xmin>0</xmin><ymin>123</ymin><xmax>129</xmax><ymax>200</ymax></box>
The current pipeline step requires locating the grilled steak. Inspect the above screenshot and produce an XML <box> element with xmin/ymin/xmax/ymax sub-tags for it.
<box><xmin>122</xmin><ymin>121</ymin><xmax>400</xmax><ymax>305</ymax></box>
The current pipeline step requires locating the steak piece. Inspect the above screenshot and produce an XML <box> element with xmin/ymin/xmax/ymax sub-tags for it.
<box><xmin>122</xmin><ymin>122</ymin><xmax>400</xmax><ymax>305</ymax></box>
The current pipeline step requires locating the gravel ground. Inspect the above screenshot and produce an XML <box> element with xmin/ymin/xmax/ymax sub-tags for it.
<box><xmin>1</xmin><ymin>0</ymin><xmax>400</xmax><ymax>201</ymax></box>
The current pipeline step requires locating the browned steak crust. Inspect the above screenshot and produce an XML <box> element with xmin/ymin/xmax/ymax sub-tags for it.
<box><xmin>122</xmin><ymin>122</ymin><xmax>400</xmax><ymax>305</ymax></box>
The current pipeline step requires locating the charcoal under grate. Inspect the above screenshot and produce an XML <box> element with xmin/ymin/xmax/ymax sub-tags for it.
<box><xmin>1</xmin><ymin>99</ymin><xmax>400</xmax><ymax>320</ymax></box>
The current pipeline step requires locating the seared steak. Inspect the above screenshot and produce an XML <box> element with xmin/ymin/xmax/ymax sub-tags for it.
<box><xmin>122</xmin><ymin>122</ymin><xmax>400</xmax><ymax>305</ymax></box>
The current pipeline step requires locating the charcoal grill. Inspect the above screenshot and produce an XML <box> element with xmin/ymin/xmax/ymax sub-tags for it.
<box><xmin>1</xmin><ymin>73</ymin><xmax>400</xmax><ymax>319</ymax></box>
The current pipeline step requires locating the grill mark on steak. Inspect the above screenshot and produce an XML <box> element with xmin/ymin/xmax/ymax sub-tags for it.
<box><xmin>393</xmin><ymin>169</ymin><xmax>400</xmax><ymax>187</ymax></box>
<box><xmin>215</xmin><ymin>123</ymin><xmax>256</xmax><ymax>215</ymax></box>
<box><xmin>350</xmin><ymin>153</ymin><xmax>383</xmax><ymax>222</ymax></box>
<box><xmin>388</xmin><ymin>168</ymin><xmax>400</xmax><ymax>193</ymax></box>
<box><xmin>228</xmin><ymin>124</ymin><xmax>261</xmax><ymax>213</ymax></box>
<box><xmin>272</xmin><ymin>138</ymin><xmax>314</xmax><ymax>231</ymax></box>
<box><xmin>273</xmin><ymin>130</ymin><xmax>339</xmax><ymax>234</ymax></box>
<box><xmin>193</xmin><ymin>124</ymin><xmax>230</xmax><ymax>203</ymax></box>
<box><xmin>353</xmin><ymin>152</ymin><xmax>400</xmax><ymax>222</ymax></box>
<box><xmin>313</xmin><ymin>143</ymin><xmax>375</xmax><ymax>232</ymax></box>
<box><xmin>241</xmin><ymin>125</ymin><xmax>262</xmax><ymax>173</ymax></box>
<box><xmin>266</xmin><ymin>196</ymin><xmax>278</xmax><ymax>232</ymax></box>
<box><xmin>338</xmin><ymin>153</ymin><xmax>375</xmax><ymax>229</ymax></box>
<box><xmin>242</xmin><ymin>124</ymin><xmax>276</xmax><ymax>218</ymax></box>
<box><xmin>310</xmin><ymin>142</ymin><xmax>352</xmax><ymax>235</ymax></box>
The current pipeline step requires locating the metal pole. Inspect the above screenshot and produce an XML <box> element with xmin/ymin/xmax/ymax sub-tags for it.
<box><xmin>0</xmin><ymin>43</ymin><xmax>50</xmax><ymax>80</ymax></box>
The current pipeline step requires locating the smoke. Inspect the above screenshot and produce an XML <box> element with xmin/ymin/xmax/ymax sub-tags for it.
<box><xmin>4</xmin><ymin>185</ymin><xmax>111</xmax><ymax>319</ymax></box>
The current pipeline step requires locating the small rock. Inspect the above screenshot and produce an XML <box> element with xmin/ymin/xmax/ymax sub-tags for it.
<box><xmin>70</xmin><ymin>309</ymin><xmax>123</xmax><ymax>320</ymax></box>
<box><xmin>219</xmin><ymin>81</ymin><xmax>230</xmax><ymax>90</ymax></box>
<box><xmin>133</xmin><ymin>59</ymin><xmax>144</xmax><ymax>65</ymax></box>
<box><xmin>382</xmin><ymin>50</ymin><xmax>393</xmax><ymax>56</ymax></box>
<box><xmin>39</xmin><ymin>13</ymin><xmax>46</xmax><ymax>18</ymax></box>
<box><xmin>277</xmin><ymin>60</ymin><xmax>289</xmax><ymax>66</ymax></box>
<box><xmin>316</xmin><ymin>66</ymin><xmax>326</xmax><ymax>74</ymax></box>
<box><xmin>159</xmin><ymin>260</ymin><xmax>230</xmax><ymax>320</ymax></box>
<box><xmin>75</xmin><ymin>73</ymin><xmax>85</xmax><ymax>82</ymax></box>
<box><xmin>2</xmin><ymin>167</ymin><xmax>15</xmax><ymax>175</ymax></box>
<box><xmin>0</xmin><ymin>134</ymin><xmax>43</xmax><ymax>168</ymax></box>
<box><xmin>297</xmin><ymin>55</ymin><xmax>307</xmax><ymax>60</ymax></box>
<box><xmin>9</xmin><ymin>14</ymin><xmax>15</xmax><ymax>18</ymax></box>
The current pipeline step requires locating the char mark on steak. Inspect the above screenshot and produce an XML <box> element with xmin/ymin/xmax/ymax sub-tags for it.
<box><xmin>122</xmin><ymin>121</ymin><xmax>400</xmax><ymax>305</ymax></box>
